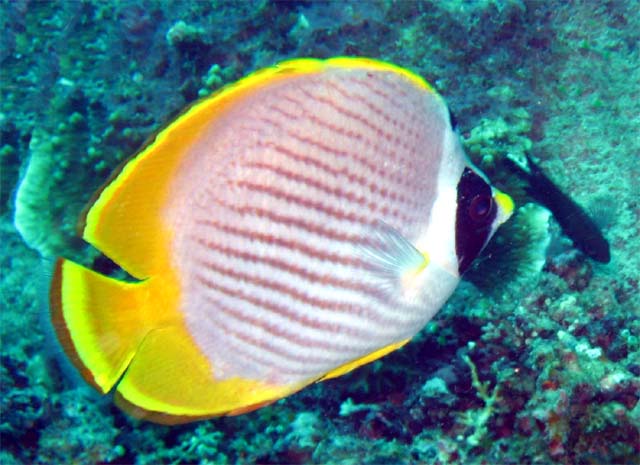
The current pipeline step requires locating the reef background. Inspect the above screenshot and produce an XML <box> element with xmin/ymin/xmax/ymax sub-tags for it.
<box><xmin>1</xmin><ymin>1</ymin><xmax>638</xmax><ymax>464</ymax></box>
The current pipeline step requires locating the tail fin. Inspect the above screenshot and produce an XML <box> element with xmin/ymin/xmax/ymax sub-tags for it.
<box><xmin>50</xmin><ymin>258</ymin><xmax>299</xmax><ymax>424</ymax></box>
<box><xmin>50</xmin><ymin>258</ymin><xmax>153</xmax><ymax>393</ymax></box>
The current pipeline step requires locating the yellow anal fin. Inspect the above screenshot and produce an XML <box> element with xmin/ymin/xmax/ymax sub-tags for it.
<box><xmin>114</xmin><ymin>326</ymin><xmax>303</xmax><ymax>424</ymax></box>
<box><xmin>50</xmin><ymin>259</ymin><xmax>156</xmax><ymax>393</ymax></box>
<box><xmin>319</xmin><ymin>339</ymin><xmax>410</xmax><ymax>382</ymax></box>
<box><xmin>116</xmin><ymin>335</ymin><xmax>410</xmax><ymax>424</ymax></box>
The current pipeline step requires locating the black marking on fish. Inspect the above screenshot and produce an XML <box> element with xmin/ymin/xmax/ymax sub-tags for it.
<box><xmin>506</xmin><ymin>154</ymin><xmax>610</xmax><ymax>263</ymax></box>
<box><xmin>455</xmin><ymin>168</ymin><xmax>498</xmax><ymax>274</ymax></box>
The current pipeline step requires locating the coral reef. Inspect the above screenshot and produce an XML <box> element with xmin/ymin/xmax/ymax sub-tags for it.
<box><xmin>1</xmin><ymin>1</ymin><xmax>638</xmax><ymax>464</ymax></box>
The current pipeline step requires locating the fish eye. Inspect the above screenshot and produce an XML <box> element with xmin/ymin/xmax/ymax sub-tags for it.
<box><xmin>468</xmin><ymin>194</ymin><xmax>494</xmax><ymax>223</ymax></box>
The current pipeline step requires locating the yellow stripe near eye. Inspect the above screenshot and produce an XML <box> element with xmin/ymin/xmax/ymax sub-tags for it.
<box><xmin>494</xmin><ymin>190</ymin><xmax>515</xmax><ymax>217</ymax></box>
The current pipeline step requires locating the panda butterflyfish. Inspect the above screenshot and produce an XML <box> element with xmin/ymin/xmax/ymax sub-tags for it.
<box><xmin>50</xmin><ymin>57</ymin><xmax>514</xmax><ymax>424</ymax></box>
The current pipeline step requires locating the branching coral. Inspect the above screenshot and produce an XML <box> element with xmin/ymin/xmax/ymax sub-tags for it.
<box><xmin>459</xmin><ymin>354</ymin><xmax>501</xmax><ymax>447</ymax></box>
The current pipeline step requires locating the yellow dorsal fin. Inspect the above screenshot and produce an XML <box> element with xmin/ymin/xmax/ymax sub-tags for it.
<box><xmin>80</xmin><ymin>60</ymin><xmax>323</xmax><ymax>278</ymax></box>
<box><xmin>82</xmin><ymin>57</ymin><xmax>433</xmax><ymax>279</ymax></box>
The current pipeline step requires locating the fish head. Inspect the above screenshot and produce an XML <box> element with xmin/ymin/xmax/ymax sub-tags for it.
<box><xmin>454</xmin><ymin>167</ymin><xmax>514</xmax><ymax>274</ymax></box>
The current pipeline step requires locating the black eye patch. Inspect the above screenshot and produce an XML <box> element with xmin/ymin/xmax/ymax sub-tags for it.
<box><xmin>455</xmin><ymin>168</ymin><xmax>497</xmax><ymax>274</ymax></box>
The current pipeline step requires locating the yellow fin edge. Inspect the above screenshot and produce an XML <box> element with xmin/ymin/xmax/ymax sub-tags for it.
<box><xmin>51</xmin><ymin>259</ymin><xmax>150</xmax><ymax>393</ymax></box>
<box><xmin>82</xmin><ymin>56</ymin><xmax>435</xmax><ymax>279</ymax></box>
<box><xmin>320</xmin><ymin>338</ymin><xmax>411</xmax><ymax>382</ymax></box>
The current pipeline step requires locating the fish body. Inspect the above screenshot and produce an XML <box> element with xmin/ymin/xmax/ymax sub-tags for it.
<box><xmin>47</xmin><ymin>58</ymin><xmax>512</xmax><ymax>423</ymax></box>
<box><xmin>509</xmin><ymin>154</ymin><xmax>610</xmax><ymax>263</ymax></box>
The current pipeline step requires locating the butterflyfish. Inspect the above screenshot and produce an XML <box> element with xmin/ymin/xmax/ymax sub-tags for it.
<box><xmin>49</xmin><ymin>57</ymin><xmax>514</xmax><ymax>424</ymax></box>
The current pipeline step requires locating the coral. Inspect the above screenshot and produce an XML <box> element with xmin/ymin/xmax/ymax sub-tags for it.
<box><xmin>463</xmin><ymin>107</ymin><xmax>533</xmax><ymax>170</ymax></box>
<box><xmin>339</xmin><ymin>398</ymin><xmax>381</xmax><ymax>417</ymax></box>
<box><xmin>458</xmin><ymin>354</ymin><xmax>501</xmax><ymax>447</ymax></box>
<box><xmin>37</xmin><ymin>389</ymin><xmax>124</xmax><ymax>464</ymax></box>
<box><xmin>166</xmin><ymin>20</ymin><xmax>207</xmax><ymax>49</ymax></box>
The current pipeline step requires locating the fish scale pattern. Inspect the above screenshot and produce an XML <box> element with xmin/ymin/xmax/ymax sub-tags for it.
<box><xmin>167</xmin><ymin>67</ymin><xmax>457</xmax><ymax>384</ymax></box>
